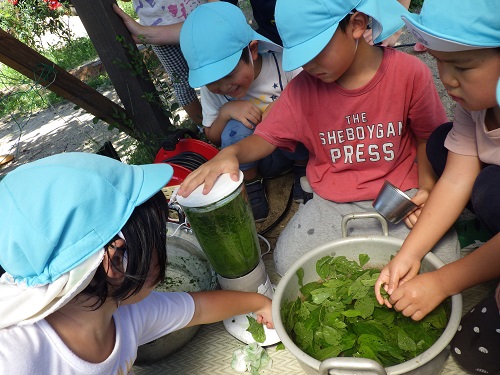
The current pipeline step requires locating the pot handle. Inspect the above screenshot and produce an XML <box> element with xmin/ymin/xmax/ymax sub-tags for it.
<box><xmin>341</xmin><ymin>212</ymin><xmax>389</xmax><ymax>238</ymax></box>
<box><xmin>319</xmin><ymin>357</ymin><xmax>387</xmax><ymax>375</ymax></box>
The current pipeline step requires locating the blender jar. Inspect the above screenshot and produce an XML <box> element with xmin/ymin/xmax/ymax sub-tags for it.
<box><xmin>176</xmin><ymin>172</ymin><xmax>260</xmax><ymax>278</ymax></box>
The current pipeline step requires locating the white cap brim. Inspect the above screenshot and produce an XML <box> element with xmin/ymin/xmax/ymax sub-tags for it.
<box><xmin>402</xmin><ymin>15</ymin><xmax>486</xmax><ymax>52</ymax></box>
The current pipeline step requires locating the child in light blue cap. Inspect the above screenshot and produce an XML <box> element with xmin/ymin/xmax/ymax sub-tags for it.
<box><xmin>180</xmin><ymin>1</ymin><xmax>309</xmax><ymax>222</ymax></box>
<box><xmin>0</xmin><ymin>152</ymin><xmax>273</xmax><ymax>374</ymax></box>
<box><xmin>179</xmin><ymin>0</ymin><xmax>460</xmax><ymax>275</ymax></box>
<box><xmin>371</xmin><ymin>1</ymin><xmax>500</xmax><ymax>373</ymax></box>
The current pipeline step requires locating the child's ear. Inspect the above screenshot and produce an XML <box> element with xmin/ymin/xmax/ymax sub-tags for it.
<box><xmin>249</xmin><ymin>40</ymin><xmax>259</xmax><ymax>61</ymax></box>
<box><xmin>349</xmin><ymin>12</ymin><xmax>369</xmax><ymax>40</ymax></box>
<box><xmin>103</xmin><ymin>244</ymin><xmax>126</xmax><ymax>280</ymax></box>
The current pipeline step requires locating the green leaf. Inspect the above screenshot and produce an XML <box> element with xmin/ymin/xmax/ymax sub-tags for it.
<box><xmin>397</xmin><ymin>329</ymin><xmax>417</xmax><ymax>352</ymax></box>
<box><xmin>354</xmin><ymin>296</ymin><xmax>375</xmax><ymax>319</ymax></box>
<box><xmin>359</xmin><ymin>254</ymin><xmax>370</xmax><ymax>267</ymax></box>
<box><xmin>379</xmin><ymin>285</ymin><xmax>390</xmax><ymax>300</ymax></box>
<box><xmin>296</xmin><ymin>268</ymin><xmax>304</xmax><ymax>287</ymax></box>
<box><xmin>342</xmin><ymin>309</ymin><xmax>362</xmax><ymax>318</ymax></box>
<box><xmin>310</xmin><ymin>288</ymin><xmax>332</xmax><ymax>305</ymax></box>
<box><xmin>276</xmin><ymin>342</ymin><xmax>285</xmax><ymax>351</ymax></box>
<box><xmin>246</xmin><ymin>316</ymin><xmax>266</xmax><ymax>343</ymax></box>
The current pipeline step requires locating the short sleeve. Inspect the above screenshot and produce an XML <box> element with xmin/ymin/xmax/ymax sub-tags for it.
<box><xmin>445</xmin><ymin>104</ymin><xmax>478</xmax><ymax>156</ymax></box>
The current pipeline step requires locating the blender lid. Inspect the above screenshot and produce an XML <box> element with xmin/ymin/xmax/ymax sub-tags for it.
<box><xmin>176</xmin><ymin>171</ymin><xmax>244</xmax><ymax>207</ymax></box>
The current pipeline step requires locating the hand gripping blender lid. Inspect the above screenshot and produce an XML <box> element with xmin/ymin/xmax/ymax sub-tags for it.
<box><xmin>176</xmin><ymin>171</ymin><xmax>261</xmax><ymax>279</ymax></box>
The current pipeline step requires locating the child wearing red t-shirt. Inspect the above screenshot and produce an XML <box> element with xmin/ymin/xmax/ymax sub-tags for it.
<box><xmin>178</xmin><ymin>0</ymin><xmax>460</xmax><ymax>276</ymax></box>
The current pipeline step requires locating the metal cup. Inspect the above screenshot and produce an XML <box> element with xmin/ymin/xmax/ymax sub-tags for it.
<box><xmin>372</xmin><ymin>180</ymin><xmax>418</xmax><ymax>224</ymax></box>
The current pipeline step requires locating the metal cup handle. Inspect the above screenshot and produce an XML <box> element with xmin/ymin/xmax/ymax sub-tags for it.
<box><xmin>319</xmin><ymin>357</ymin><xmax>387</xmax><ymax>375</ymax></box>
<box><xmin>341</xmin><ymin>212</ymin><xmax>389</xmax><ymax>238</ymax></box>
<box><xmin>167</xmin><ymin>201</ymin><xmax>186</xmax><ymax>224</ymax></box>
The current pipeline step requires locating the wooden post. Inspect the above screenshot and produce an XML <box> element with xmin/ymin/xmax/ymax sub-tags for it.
<box><xmin>70</xmin><ymin>0</ymin><xmax>172</xmax><ymax>140</ymax></box>
<box><xmin>0</xmin><ymin>28</ymin><xmax>140</xmax><ymax>139</ymax></box>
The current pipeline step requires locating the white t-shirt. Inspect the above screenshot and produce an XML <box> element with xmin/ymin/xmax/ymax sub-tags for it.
<box><xmin>201</xmin><ymin>51</ymin><xmax>301</xmax><ymax>127</ymax></box>
<box><xmin>132</xmin><ymin>0</ymin><xmax>205</xmax><ymax>26</ymax></box>
<box><xmin>0</xmin><ymin>292</ymin><xmax>194</xmax><ymax>375</ymax></box>
<box><xmin>445</xmin><ymin>104</ymin><xmax>500</xmax><ymax>166</ymax></box>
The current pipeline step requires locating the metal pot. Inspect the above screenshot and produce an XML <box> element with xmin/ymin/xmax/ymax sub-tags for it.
<box><xmin>135</xmin><ymin>222</ymin><xmax>217</xmax><ymax>364</ymax></box>
<box><xmin>272</xmin><ymin>212</ymin><xmax>463</xmax><ymax>375</ymax></box>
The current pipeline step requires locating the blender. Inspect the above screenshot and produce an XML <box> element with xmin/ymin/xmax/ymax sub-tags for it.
<box><xmin>173</xmin><ymin>171</ymin><xmax>280</xmax><ymax>346</ymax></box>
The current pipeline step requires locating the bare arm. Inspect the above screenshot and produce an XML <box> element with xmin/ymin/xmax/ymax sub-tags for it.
<box><xmin>113</xmin><ymin>0</ymin><xmax>221</xmax><ymax>45</ymax></box>
<box><xmin>404</xmin><ymin>136</ymin><xmax>437</xmax><ymax>227</ymax></box>
<box><xmin>397</xmin><ymin>151</ymin><xmax>481</xmax><ymax>261</ymax></box>
<box><xmin>178</xmin><ymin>134</ymin><xmax>276</xmax><ymax>196</ymax></box>
<box><xmin>187</xmin><ymin>290</ymin><xmax>273</xmax><ymax>328</ymax></box>
<box><xmin>204</xmin><ymin>101</ymin><xmax>263</xmax><ymax>145</ymax></box>
<box><xmin>113</xmin><ymin>4</ymin><xmax>184</xmax><ymax>45</ymax></box>
<box><xmin>375</xmin><ymin>151</ymin><xmax>482</xmax><ymax>304</ymax></box>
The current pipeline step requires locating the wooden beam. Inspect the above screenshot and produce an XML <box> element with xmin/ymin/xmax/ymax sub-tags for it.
<box><xmin>0</xmin><ymin>28</ymin><xmax>140</xmax><ymax>139</ymax></box>
<box><xmin>70</xmin><ymin>0</ymin><xmax>172</xmax><ymax>139</ymax></box>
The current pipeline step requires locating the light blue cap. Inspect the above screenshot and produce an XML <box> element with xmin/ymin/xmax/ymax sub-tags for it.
<box><xmin>402</xmin><ymin>0</ymin><xmax>500</xmax><ymax>52</ymax></box>
<box><xmin>180</xmin><ymin>2</ymin><xmax>279</xmax><ymax>88</ymax></box>
<box><xmin>275</xmin><ymin>0</ymin><xmax>409</xmax><ymax>71</ymax></box>
<box><xmin>0</xmin><ymin>152</ymin><xmax>173</xmax><ymax>287</ymax></box>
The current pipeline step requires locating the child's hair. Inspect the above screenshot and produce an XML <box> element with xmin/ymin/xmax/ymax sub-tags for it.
<box><xmin>82</xmin><ymin>191</ymin><xmax>169</xmax><ymax>308</ymax></box>
<box><xmin>240</xmin><ymin>46</ymin><xmax>251</xmax><ymax>64</ymax></box>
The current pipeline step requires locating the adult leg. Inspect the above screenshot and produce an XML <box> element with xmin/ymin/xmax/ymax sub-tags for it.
<box><xmin>152</xmin><ymin>45</ymin><xmax>202</xmax><ymax>124</ymax></box>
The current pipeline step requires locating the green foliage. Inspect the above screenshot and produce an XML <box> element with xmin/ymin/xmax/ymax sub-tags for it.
<box><xmin>246</xmin><ymin>316</ymin><xmax>266</xmax><ymax>343</ymax></box>
<box><xmin>281</xmin><ymin>254</ymin><xmax>449</xmax><ymax>367</ymax></box>
<box><xmin>0</xmin><ymin>0</ymin><xmax>192</xmax><ymax>164</ymax></box>
<box><xmin>44</xmin><ymin>37</ymin><xmax>98</xmax><ymax>70</ymax></box>
<box><xmin>0</xmin><ymin>0</ymin><xmax>73</xmax><ymax>50</ymax></box>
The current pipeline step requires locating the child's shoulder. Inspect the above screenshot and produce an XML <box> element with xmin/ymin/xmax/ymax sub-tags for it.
<box><xmin>381</xmin><ymin>48</ymin><xmax>433</xmax><ymax>83</ymax></box>
<box><xmin>386</xmin><ymin>47</ymin><xmax>431</xmax><ymax>72</ymax></box>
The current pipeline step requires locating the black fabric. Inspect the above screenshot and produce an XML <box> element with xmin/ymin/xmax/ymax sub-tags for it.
<box><xmin>451</xmin><ymin>293</ymin><xmax>500</xmax><ymax>374</ymax></box>
<box><xmin>249</xmin><ymin>0</ymin><xmax>282</xmax><ymax>46</ymax></box>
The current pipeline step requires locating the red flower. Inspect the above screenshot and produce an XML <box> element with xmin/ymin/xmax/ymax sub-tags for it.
<box><xmin>8</xmin><ymin>0</ymin><xmax>62</xmax><ymax>10</ymax></box>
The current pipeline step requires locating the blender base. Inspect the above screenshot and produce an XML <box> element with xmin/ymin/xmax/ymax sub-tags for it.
<box><xmin>218</xmin><ymin>260</ymin><xmax>281</xmax><ymax>346</ymax></box>
<box><xmin>223</xmin><ymin>314</ymin><xmax>281</xmax><ymax>346</ymax></box>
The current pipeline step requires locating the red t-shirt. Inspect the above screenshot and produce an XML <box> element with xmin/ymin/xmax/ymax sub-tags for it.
<box><xmin>254</xmin><ymin>48</ymin><xmax>447</xmax><ymax>202</ymax></box>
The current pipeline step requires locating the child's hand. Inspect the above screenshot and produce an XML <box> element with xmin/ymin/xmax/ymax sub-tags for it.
<box><xmin>113</xmin><ymin>4</ymin><xmax>145</xmax><ymax>44</ymax></box>
<box><xmin>220</xmin><ymin>101</ymin><xmax>262</xmax><ymax>130</ymax></box>
<box><xmin>178</xmin><ymin>151</ymin><xmax>241</xmax><ymax>197</ymax></box>
<box><xmin>254</xmin><ymin>298</ymin><xmax>274</xmax><ymax>329</ymax></box>
<box><xmin>363</xmin><ymin>28</ymin><xmax>403</xmax><ymax>47</ymax></box>
<box><xmin>374</xmin><ymin>252</ymin><xmax>421</xmax><ymax>306</ymax></box>
<box><xmin>403</xmin><ymin>188</ymin><xmax>430</xmax><ymax>228</ymax></box>
<box><xmin>388</xmin><ymin>272</ymin><xmax>448</xmax><ymax>321</ymax></box>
